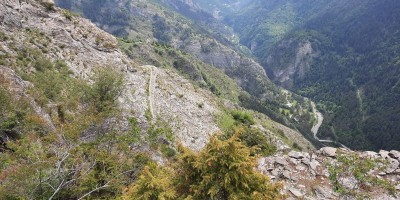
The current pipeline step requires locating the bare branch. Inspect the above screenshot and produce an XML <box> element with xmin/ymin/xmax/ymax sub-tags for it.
<box><xmin>77</xmin><ymin>169</ymin><xmax>137</xmax><ymax>200</ymax></box>
<box><xmin>77</xmin><ymin>183</ymin><xmax>110</xmax><ymax>200</ymax></box>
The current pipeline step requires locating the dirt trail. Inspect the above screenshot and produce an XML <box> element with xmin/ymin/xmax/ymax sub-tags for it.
<box><xmin>311</xmin><ymin>101</ymin><xmax>350</xmax><ymax>149</ymax></box>
<box><xmin>143</xmin><ymin>65</ymin><xmax>156</xmax><ymax>123</ymax></box>
<box><xmin>310</xmin><ymin>101</ymin><xmax>332</xmax><ymax>143</ymax></box>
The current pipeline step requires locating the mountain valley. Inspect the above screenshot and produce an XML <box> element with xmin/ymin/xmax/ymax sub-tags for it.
<box><xmin>0</xmin><ymin>0</ymin><xmax>399</xmax><ymax>199</ymax></box>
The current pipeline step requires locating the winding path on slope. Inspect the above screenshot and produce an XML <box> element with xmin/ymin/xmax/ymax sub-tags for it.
<box><xmin>310</xmin><ymin>101</ymin><xmax>350</xmax><ymax>149</ymax></box>
<box><xmin>310</xmin><ymin>101</ymin><xmax>333</xmax><ymax>143</ymax></box>
<box><xmin>143</xmin><ymin>65</ymin><xmax>156</xmax><ymax>123</ymax></box>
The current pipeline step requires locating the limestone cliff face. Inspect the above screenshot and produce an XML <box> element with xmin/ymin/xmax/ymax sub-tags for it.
<box><xmin>177</xmin><ymin>36</ymin><xmax>276</xmax><ymax>99</ymax></box>
<box><xmin>265</xmin><ymin>39</ymin><xmax>318</xmax><ymax>89</ymax></box>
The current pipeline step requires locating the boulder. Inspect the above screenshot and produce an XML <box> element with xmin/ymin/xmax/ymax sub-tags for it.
<box><xmin>320</xmin><ymin>147</ymin><xmax>337</xmax><ymax>157</ymax></box>
<box><xmin>301</xmin><ymin>158</ymin><xmax>310</xmax><ymax>166</ymax></box>
<box><xmin>389</xmin><ymin>150</ymin><xmax>400</xmax><ymax>159</ymax></box>
<box><xmin>339</xmin><ymin>176</ymin><xmax>358</xmax><ymax>190</ymax></box>
<box><xmin>289</xmin><ymin>187</ymin><xmax>304</xmax><ymax>197</ymax></box>
<box><xmin>362</xmin><ymin>151</ymin><xmax>379</xmax><ymax>159</ymax></box>
<box><xmin>379</xmin><ymin>150</ymin><xmax>390</xmax><ymax>158</ymax></box>
<box><xmin>385</xmin><ymin>159</ymin><xmax>399</xmax><ymax>174</ymax></box>
<box><xmin>310</xmin><ymin>160</ymin><xmax>320</xmax><ymax>171</ymax></box>
<box><xmin>282</xmin><ymin>170</ymin><xmax>291</xmax><ymax>180</ymax></box>
<box><xmin>271</xmin><ymin>169</ymin><xmax>279</xmax><ymax>176</ymax></box>
<box><xmin>315</xmin><ymin>186</ymin><xmax>336</xmax><ymax>199</ymax></box>
<box><xmin>288</xmin><ymin>151</ymin><xmax>304</xmax><ymax>159</ymax></box>
<box><xmin>275</xmin><ymin>157</ymin><xmax>289</xmax><ymax>166</ymax></box>
<box><xmin>258</xmin><ymin>157</ymin><xmax>266</xmax><ymax>166</ymax></box>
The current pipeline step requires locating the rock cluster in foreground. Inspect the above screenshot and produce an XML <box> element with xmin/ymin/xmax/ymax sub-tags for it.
<box><xmin>258</xmin><ymin>147</ymin><xmax>400</xmax><ymax>199</ymax></box>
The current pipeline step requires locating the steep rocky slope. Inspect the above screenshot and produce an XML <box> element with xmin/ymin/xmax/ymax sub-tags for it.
<box><xmin>55</xmin><ymin>0</ymin><xmax>324</xmax><ymax>148</ymax></box>
<box><xmin>0</xmin><ymin>0</ymin><xmax>223</xmax><ymax>152</ymax></box>
<box><xmin>0</xmin><ymin>0</ymin><xmax>313</xmax><ymax>151</ymax></box>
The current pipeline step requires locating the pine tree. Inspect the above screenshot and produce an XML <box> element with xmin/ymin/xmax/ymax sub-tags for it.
<box><xmin>121</xmin><ymin>163</ymin><xmax>177</xmax><ymax>200</ymax></box>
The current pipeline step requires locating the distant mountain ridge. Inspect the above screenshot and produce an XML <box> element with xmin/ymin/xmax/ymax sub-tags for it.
<box><xmin>221</xmin><ymin>0</ymin><xmax>400</xmax><ymax>150</ymax></box>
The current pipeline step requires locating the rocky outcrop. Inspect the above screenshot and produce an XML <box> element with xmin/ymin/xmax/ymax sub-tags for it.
<box><xmin>266</xmin><ymin>40</ymin><xmax>318</xmax><ymax>89</ymax></box>
<box><xmin>179</xmin><ymin>36</ymin><xmax>276</xmax><ymax>99</ymax></box>
<box><xmin>258</xmin><ymin>148</ymin><xmax>400</xmax><ymax>199</ymax></box>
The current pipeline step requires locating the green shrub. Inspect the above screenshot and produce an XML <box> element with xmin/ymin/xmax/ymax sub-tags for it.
<box><xmin>217</xmin><ymin>109</ymin><xmax>256</xmax><ymax>133</ymax></box>
<box><xmin>237</xmin><ymin>127</ymin><xmax>277</xmax><ymax>156</ymax></box>
<box><xmin>231</xmin><ymin>110</ymin><xmax>255</xmax><ymax>126</ymax></box>
<box><xmin>127</xmin><ymin>117</ymin><xmax>141</xmax><ymax>143</ymax></box>
<box><xmin>292</xmin><ymin>142</ymin><xmax>303</xmax><ymax>151</ymax></box>
<box><xmin>0</xmin><ymin>31</ymin><xmax>8</xmax><ymax>41</ymax></box>
<box><xmin>87</xmin><ymin>68</ymin><xmax>124</xmax><ymax>113</ymax></box>
<box><xmin>33</xmin><ymin>57</ymin><xmax>53</xmax><ymax>72</ymax></box>
<box><xmin>122</xmin><ymin>134</ymin><xmax>284</xmax><ymax>199</ymax></box>
<box><xmin>144</xmin><ymin>108</ymin><xmax>152</xmax><ymax>122</ymax></box>
<box><xmin>61</xmin><ymin>9</ymin><xmax>78</xmax><ymax>21</ymax></box>
<box><xmin>146</xmin><ymin>122</ymin><xmax>173</xmax><ymax>144</ymax></box>
<box><xmin>216</xmin><ymin>112</ymin><xmax>236</xmax><ymax>133</ymax></box>
<box><xmin>160</xmin><ymin>144</ymin><xmax>176</xmax><ymax>158</ymax></box>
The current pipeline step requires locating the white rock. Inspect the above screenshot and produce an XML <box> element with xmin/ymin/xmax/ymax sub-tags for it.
<box><xmin>379</xmin><ymin>150</ymin><xmax>390</xmax><ymax>158</ymax></box>
<box><xmin>289</xmin><ymin>158</ymin><xmax>300</xmax><ymax>165</ymax></box>
<box><xmin>288</xmin><ymin>151</ymin><xmax>304</xmax><ymax>159</ymax></box>
<box><xmin>271</xmin><ymin>169</ymin><xmax>280</xmax><ymax>176</ymax></box>
<box><xmin>389</xmin><ymin>150</ymin><xmax>400</xmax><ymax>159</ymax></box>
<box><xmin>275</xmin><ymin>157</ymin><xmax>289</xmax><ymax>166</ymax></box>
<box><xmin>289</xmin><ymin>187</ymin><xmax>304</xmax><ymax>197</ymax></box>
<box><xmin>302</xmin><ymin>158</ymin><xmax>310</xmax><ymax>166</ymax></box>
<box><xmin>315</xmin><ymin>186</ymin><xmax>335</xmax><ymax>199</ymax></box>
<box><xmin>339</xmin><ymin>176</ymin><xmax>358</xmax><ymax>190</ymax></box>
<box><xmin>362</xmin><ymin>151</ymin><xmax>379</xmax><ymax>159</ymax></box>
<box><xmin>311</xmin><ymin>153</ymin><xmax>318</xmax><ymax>160</ymax></box>
<box><xmin>258</xmin><ymin>157</ymin><xmax>266</xmax><ymax>166</ymax></box>
<box><xmin>269</xmin><ymin>175</ymin><xmax>276</xmax><ymax>180</ymax></box>
<box><xmin>386</xmin><ymin>159</ymin><xmax>399</xmax><ymax>174</ymax></box>
<box><xmin>310</xmin><ymin>160</ymin><xmax>320</xmax><ymax>171</ymax></box>
<box><xmin>296</xmin><ymin>165</ymin><xmax>306</xmax><ymax>171</ymax></box>
<box><xmin>320</xmin><ymin>147</ymin><xmax>337</xmax><ymax>157</ymax></box>
<box><xmin>282</xmin><ymin>170</ymin><xmax>291</xmax><ymax>180</ymax></box>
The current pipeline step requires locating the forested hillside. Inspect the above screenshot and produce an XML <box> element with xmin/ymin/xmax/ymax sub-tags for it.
<box><xmin>224</xmin><ymin>0</ymin><xmax>400</xmax><ymax>150</ymax></box>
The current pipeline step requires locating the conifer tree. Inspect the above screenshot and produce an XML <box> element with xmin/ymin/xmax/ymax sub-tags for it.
<box><xmin>121</xmin><ymin>163</ymin><xmax>177</xmax><ymax>200</ymax></box>
<box><xmin>177</xmin><ymin>133</ymin><xmax>283</xmax><ymax>200</ymax></box>
<box><xmin>123</xmin><ymin>132</ymin><xmax>284</xmax><ymax>200</ymax></box>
